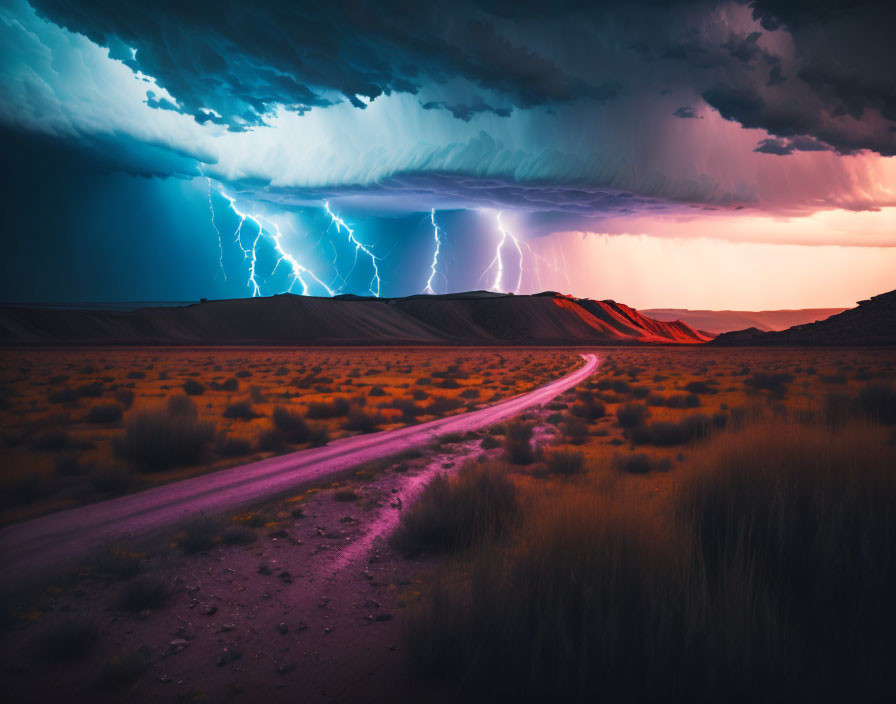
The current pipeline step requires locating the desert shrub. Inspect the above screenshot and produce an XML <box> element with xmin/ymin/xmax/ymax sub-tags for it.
<box><xmin>543</xmin><ymin>448</ymin><xmax>585</xmax><ymax>476</ymax></box>
<box><xmin>91</xmin><ymin>545</ymin><xmax>145</xmax><ymax>580</ymax></box>
<box><xmin>439</xmin><ymin>378</ymin><xmax>461</xmax><ymax>389</ymax></box>
<box><xmin>570</xmin><ymin>398</ymin><xmax>605</xmax><ymax>421</ymax></box>
<box><xmin>89</xmin><ymin>464</ymin><xmax>133</xmax><ymax>494</ymax></box>
<box><xmin>684</xmin><ymin>380</ymin><xmax>716</xmax><ymax>394</ymax></box>
<box><xmin>633</xmin><ymin>413</ymin><xmax>713</xmax><ymax>446</ymax></box>
<box><xmin>77</xmin><ymin>382</ymin><xmax>104</xmax><ymax>398</ymax></box>
<box><xmin>86</xmin><ymin>403</ymin><xmax>123</xmax><ymax>424</ymax></box>
<box><xmin>258</xmin><ymin>429</ymin><xmax>286</xmax><ymax>452</ymax></box>
<box><xmin>222</xmin><ymin>524</ymin><xmax>257</xmax><ymax>545</ymax></box>
<box><xmin>126</xmin><ymin>371</ymin><xmax>145</xmax><ymax>379</ymax></box>
<box><xmin>54</xmin><ymin>454</ymin><xmax>83</xmax><ymax>476</ymax></box>
<box><xmin>29</xmin><ymin>430</ymin><xmax>70</xmax><ymax>451</ymax></box>
<box><xmin>391</xmin><ymin>462</ymin><xmax>518</xmax><ymax>555</ymax></box>
<box><xmin>118</xmin><ymin>396</ymin><xmax>213</xmax><ymax>471</ymax></box>
<box><xmin>412</xmin><ymin>389</ymin><xmax>429</xmax><ymax>401</ymax></box>
<box><xmin>215</xmin><ymin>431</ymin><xmax>253</xmax><ymax>456</ymax></box>
<box><xmin>615</xmin><ymin>402</ymin><xmax>649</xmax><ymax>429</ymax></box>
<box><xmin>94</xmin><ymin>650</ymin><xmax>149</xmax><ymax>691</ymax></box>
<box><xmin>369</xmin><ymin>385</ymin><xmax>387</xmax><ymax>396</ymax></box>
<box><xmin>857</xmin><ymin>382</ymin><xmax>896</xmax><ymax>424</ymax></box>
<box><xmin>236</xmin><ymin>370</ymin><xmax>252</xmax><ymax>378</ymax></box>
<box><xmin>305</xmin><ymin>397</ymin><xmax>350</xmax><ymax>419</ymax></box>
<box><xmin>183</xmin><ymin>379</ymin><xmax>205</xmax><ymax>396</ymax></box>
<box><xmin>503</xmin><ymin>420</ymin><xmax>535</xmax><ymax>465</ymax></box>
<box><xmin>223</xmin><ymin>400</ymin><xmax>257</xmax><ymax>419</ymax></box>
<box><xmin>745</xmin><ymin>372</ymin><xmax>793</xmax><ymax>395</ymax></box>
<box><xmin>665</xmin><ymin>392</ymin><xmax>701</xmax><ymax>408</ymax></box>
<box><xmin>480</xmin><ymin>434</ymin><xmax>502</xmax><ymax>450</ymax></box>
<box><xmin>561</xmin><ymin>416</ymin><xmax>589</xmax><ymax>444</ymax></box>
<box><xmin>115</xmin><ymin>575</ymin><xmax>169</xmax><ymax>611</ymax></box>
<box><xmin>391</xmin><ymin>399</ymin><xmax>425</xmax><ymax>423</ymax></box>
<box><xmin>112</xmin><ymin>390</ymin><xmax>134</xmax><ymax>409</ymax></box>
<box><xmin>343</xmin><ymin>405</ymin><xmax>384</xmax><ymax>432</ymax></box>
<box><xmin>38</xmin><ymin>618</ymin><xmax>99</xmax><ymax>660</ymax></box>
<box><xmin>459</xmin><ymin>388</ymin><xmax>480</xmax><ymax>399</ymax></box>
<box><xmin>272</xmin><ymin>406</ymin><xmax>311</xmax><ymax>440</ymax></box>
<box><xmin>211</xmin><ymin>377</ymin><xmax>239</xmax><ymax>391</ymax></box>
<box><xmin>176</xmin><ymin>518</ymin><xmax>218</xmax><ymax>553</ymax></box>
<box><xmin>426</xmin><ymin>396</ymin><xmax>465</xmax><ymax>416</ymax></box>
<box><xmin>615</xmin><ymin>452</ymin><xmax>659</xmax><ymax>474</ymax></box>
<box><xmin>334</xmin><ymin>488</ymin><xmax>359</xmax><ymax>502</ymax></box>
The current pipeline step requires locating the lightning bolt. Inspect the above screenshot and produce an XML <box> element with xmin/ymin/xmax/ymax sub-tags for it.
<box><xmin>324</xmin><ymin>202</ymin><xmax>381</xmax><ymax>297</ymax></box>
<box><xmin>210</xmin><ymin>188</ymin><xmax>332</xmax><ymax>298</ymax></box>
<box><xmin>424</xmin><ymin>208</ymin><xmax>444</xmax><ymax>294</ymax></box>
<box><xmin>257</xmin><ymin>215</ymin><xmax>335</xmax><ymax>296</ymax></box>
<box><xmin>205</xmin><ymin>180</ymin><xmax>226</xmax><ymax>280</ymax></box>
<box><xmin>198</xmin><ymin>165</ymin><xmax>226</xmax><ymax>280</ymax></box>
<box><xmin>482</xmin><ymin>211</ymin><xmax>524</xmax><ymax>293</ymax></box>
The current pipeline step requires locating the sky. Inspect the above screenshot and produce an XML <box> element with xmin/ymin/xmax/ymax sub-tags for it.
<box><xmin>0</xmin><ymin>0</ymin><xmax>894</xmax><ymax>309</ymax></box>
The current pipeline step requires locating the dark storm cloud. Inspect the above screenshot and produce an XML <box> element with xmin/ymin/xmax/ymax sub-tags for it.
<box><xmin>673</xmin><ymin>106</ymin><xmax>701</xmax><ymax>119</ymax></box>
<box><xmin>30</xmin><ymin>0</ymin><xmax>622</xmax><ymax>131</ymax></box>
<box><xmin>754</xmin><ymin>135</ymin><xmax>831</xmax><ymax>156</ymax></box>
<box><xmin>29</xmin><ymin>0</ymin><xmax>895</xmax><ymax>157</ymax></box>
<box><xmin>420</xmin><ymin>99</ymin><xmax>512</xmax><ymax>121</ymax></box>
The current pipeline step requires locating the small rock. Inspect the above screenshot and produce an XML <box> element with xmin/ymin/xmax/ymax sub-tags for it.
<box><xmin>138</xmin><ymin>609</ymin><xmax>152</xmax><ymax>620</ymax></box>
<box><xmin>159</xmin><ymin>674</ymin><xmax>172</xmax><ymax>684</ymax></box>
<box><xmin>364</xmin><ymin>598</ymin><xmax>381</xmax><ymax>608</ymax></box>
<box><xmin>168</xmin><ymin>639</ymin><xmax>189</xmax><ymax>654</ymax></box>
<box><xmin>277</xmin><ymin>622</ymin><xmax>288</xmax><ymax>635</ymax></box>
<box><xmin>204</xmin><ymin>605</ymin><xmax>218</xmax><ymax>616</ymax></box>
<box><xmin>374</xmin><ymin>613</ymin><xmax>393</xmax><ymax>622</ymax></box>
<box><xmin>276</xmin><ymin>664</ymin><xmax>295</xmax><ymax>675</ymax></box>
<box><xmin>339</xmin><ymin>515</ymin><xmax>356</xmax><ymax>523</ymax></box>
<box><xmin>217</xmin><ymin>646</ymin><xmax>242</xmax><ymax>666</ymax></box>
<box><xmin>318</xmin><ymin>596</ymin><xmax>330</xmax><ymax>608</ymax></box>
<box><xmin>257</xmin><ymin>561</ymin><xmax>274</xmax><ymax>575</ymax></box>
<box><xmin>323</xmin><ymin>627</ymin><xmax>332</xmax><ymax>635</ymax></box>
<box><xmin>296</xmin><ymin>621</ymin><xmax>308</xmax><ymax>632</ymax></box>
<box><xmin>269</xmin><ymin>529</ymin><xmax>289</xmax><ymax>539</ymax></box>
<box><xmin>217</xmin><ymin>624</ymin><xmax>235</xmax><ymax>633</ymax></box>
<box><xmin>277</xmin><ymin>571</ymin><xmax>293</xmax><ymax>585</ymax></box>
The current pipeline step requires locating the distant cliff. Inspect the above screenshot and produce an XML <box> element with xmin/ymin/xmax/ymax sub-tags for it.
<box><xmin>0</xmin><ymin>291</ymin><xmax>711</xmax><ymax>346</ymax></box>
<box><xmin>712</xmin><ymin>289</ymin><xmax>896</xmax><ymax>346</ymax></box>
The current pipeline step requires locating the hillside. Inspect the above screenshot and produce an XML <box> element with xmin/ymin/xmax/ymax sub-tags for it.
<box><xmin>0</xmin><ymin>291</ymin><xmax>711</xmax><ymax>346</ymax></box>
<box><xmin>712</xmin><ymin>289</ymin><xmax>896</xmax><ymax>346</ymax></box>
<box><xmin>643</xmin><ymin>307</ymin><xmax>846</xmax><ymax>335</ymax></box>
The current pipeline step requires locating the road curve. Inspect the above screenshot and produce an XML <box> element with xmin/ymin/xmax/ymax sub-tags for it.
<box><xmin>0</xmin><ymin>353</ymin><xmax>598</xmax><ymax>592</ymax></box>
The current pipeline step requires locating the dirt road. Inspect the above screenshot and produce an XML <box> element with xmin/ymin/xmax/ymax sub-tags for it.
<box><xmin>0</xmin><ymin>353</ymin><xmax>598</xmax><ymax>594</ymax></box>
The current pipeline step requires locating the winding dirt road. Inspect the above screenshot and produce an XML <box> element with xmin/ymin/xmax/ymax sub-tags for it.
<box><xmin>0</xmin><ymin>353</ymin><xmax>597</xmax><ymax>593</ymax></box>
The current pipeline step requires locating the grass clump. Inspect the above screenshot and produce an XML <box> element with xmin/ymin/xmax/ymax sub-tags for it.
<box><xmin>86</xmin><ymin>403</ymin><xmax>123</xmax><ymax>424</ymax></box>
<box><xmin>407</xmin><ymin>416</ymin><xmax>896</xmax><ymax>702</ymax></box>
<box><xmin>542</xmin><ymin>448</ymin><xmax>586</xmax><ymax>476</ymax></box>
<box><xmin>38</xmin><ymin>619</ymin><xmax>99</xmax><ymax>660</ymax></box>
<box><xmin>114</xmin><ymin>575</ymin><xmax>169</xmax><ymax>611</ymax></box>
<box><xmin>182</xmin><ymin>379</ymin><xmax>205</xmax><ymax>396</ymax></box>
<box><xmin>503</xmin><ymin>420</ymin><xmax>535</xmax><ymax>465</ymax></box>
<box><xmin>118</xmin><ymin>396</ymin><xmax>213</xmax><ymax>471</ymax></box>
<box><xmin>391</xmin><ymin>462</ymin><xmax>518</xmax><ymax>555</ymax></box>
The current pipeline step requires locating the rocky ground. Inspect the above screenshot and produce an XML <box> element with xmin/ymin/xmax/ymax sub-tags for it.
<box><xmin>0</xmin><ymin>408</ymin><xmax>560</xmax><ymax>704</ymax></box>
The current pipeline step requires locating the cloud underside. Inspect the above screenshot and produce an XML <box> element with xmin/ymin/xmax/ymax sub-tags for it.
<box><xmin>28</xmin><ymin>0</ymin><xmax>895</xmax><ymax>157</ymax></box>
<box><xmin>0</xmin><ymin>0</ymin><xmax>887</xmax><ymax>229</ymax></box>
